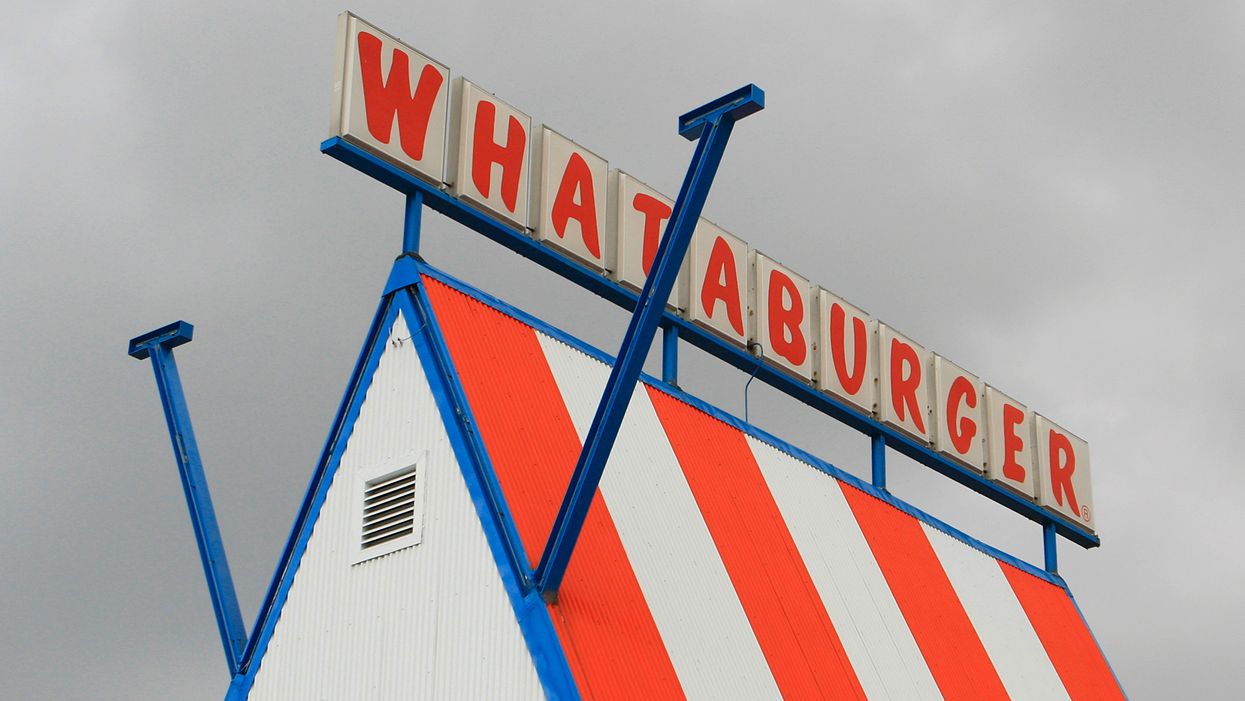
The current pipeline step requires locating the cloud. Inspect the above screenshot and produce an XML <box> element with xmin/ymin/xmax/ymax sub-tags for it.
<box><xmin>3</xmin><ymin>1</ymin><xmax>1242</xmax><ymax>697</ymax></box>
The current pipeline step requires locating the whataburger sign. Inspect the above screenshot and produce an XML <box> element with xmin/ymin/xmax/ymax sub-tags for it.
<box><xmin>330</xmin><ymin>12</ymin><xmax>1096</xmax><ymax>533</ymax></box>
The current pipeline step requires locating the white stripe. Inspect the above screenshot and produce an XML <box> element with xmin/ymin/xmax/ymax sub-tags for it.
<box><xmin>747</xmin><ymin>436</ymin><xmax>944</xmax><ymax>701</ymax></box>
<box><xmin>537</xmin><ymin>334</ymin><xmax>782</xmax><ymax>701</ymax></box>
<box><xmin>922</xmin><ymin>524</ymin><xmax>1072</xmax><ymax>701</ymax></box>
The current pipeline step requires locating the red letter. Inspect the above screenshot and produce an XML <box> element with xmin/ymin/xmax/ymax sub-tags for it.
<box><xmin>829</xmin><ymin>303</ymin><xmax>867</xmax><ymax>394</ymax></box>
<box><xmin>550</xmin><ymin>152</ymin><xmax>600</xmax><ymax>257</ymax></box>
<box><xmin>767</xmin><ymin>271</ymin><xmax>807</xmax><ymax>366</ymax></box>
<box><xmin>700</xmin><ymin>237</ymin><xmax>744</xmax><ymax>336</ymax></box>
<box><xmin>631</xmin><ymin>193</ymin><xmax>671</xmax><ymax>275</ymax></box>
<box><xmin>889</xmin><ymin>339</ymin><xmax>926</xmax><ymax>433</ymax></box>
<box><xmin>1048</xmin><ymin>430</ymin><xmax>1080</xmax><ymax>513</ymax></box>
<box><xmin>356</xmin><ymin>32</ymin><xmax>444</xmax><ymax>160</ymax></box>
<box><xmin>1002</xmin><ymin>404</ymin><xmax>1027</xmax><ymax>482</ymax></box>
<box><xmin>947</xmin><ymin>376</ymin><xmax>978</xmax><ymax>455</ymax></box>
<box><xmin>472</xmin><ymin>100</ymin><xmax>526</xmax><ymax>213</ymax></box>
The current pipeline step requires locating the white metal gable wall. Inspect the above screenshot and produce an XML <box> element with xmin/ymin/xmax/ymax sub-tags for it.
<box><xmin>247</xmin><ymin>313</ymin><xmax>544</xmax><ymax>700</ymax></box>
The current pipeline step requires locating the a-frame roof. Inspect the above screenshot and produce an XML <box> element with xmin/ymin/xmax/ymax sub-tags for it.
<box><xmin>230</xmin><ymin>259</ymin><xmax>1125</xmax><ymax>700</ymax></box>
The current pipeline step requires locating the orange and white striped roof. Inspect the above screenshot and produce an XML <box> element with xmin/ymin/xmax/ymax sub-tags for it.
<box><xmin>424</xmin><ymin>274</ymin><xmax>1124</xmax><ymax>701</ymax></box>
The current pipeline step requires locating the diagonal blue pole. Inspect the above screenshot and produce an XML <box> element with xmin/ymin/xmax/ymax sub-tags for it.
<box><xmin>129</xmin><ymin>321</ymin><xmax>247</xmax><ymax>675</ymax></box>
<box><xmin>534</xmin><ymin>85</ymin><xmax>764</xmax><ymax>598</ymax></box>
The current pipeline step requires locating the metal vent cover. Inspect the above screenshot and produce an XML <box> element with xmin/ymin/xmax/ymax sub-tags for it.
<box><xmin>352</xmin><ymin>453</ymin><xmax>425</xmax><ymax>564</ymax></box>
<box><xmin>362</xmin><ymin>468</ymin><xmax>417</xmax><ymax>549</ymax></box>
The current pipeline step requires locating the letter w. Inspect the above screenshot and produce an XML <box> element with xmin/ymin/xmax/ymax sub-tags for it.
<box><xmin>357</xmin><ymin>32</ymin><xmax>444</xmax><ymax>161</ymax></box>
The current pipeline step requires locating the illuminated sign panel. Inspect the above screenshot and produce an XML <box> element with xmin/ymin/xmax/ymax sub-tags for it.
<box><xmin>686</xmin><ymin>221</ymin><xmax>749</xmax><ymax>345</ymax></box>
<box><xmin>329</xmin><ymin>11</ymin><xmax>1095</xmax><ymax>533</ymax></box>
<box><xmin>449</xmin><ymin>78</ymin><xmax>532</xmax><ymax>229</ymax></box>
<box><xmin>1035</xmin><ymin>415</ymin><xmax>1095</xmax><ymax>531</ymax></box>
<box><xmin>931</xmin><ymin>355</ymin><xmax>985</xmax><ymax>472</ymax></box>
<box><xmin>750</xmin><ymin>253</ymin><xmax>813</xmax><ymax>380</ymax></box>
<box><xmin>984</xmin><ymin>386</ymin><xmax>1037</xmax><ymax>499</ymax></box>
<box><xmin>814</xmin><ymin>290</ymin><xmax>876</xmax><ymax>415</ymax></box>
<box><xmin>331</xmin><ymin>14</ymin><xmax>450</xmax><ymax>186</ymax></box>
<box><xmin>877</xmin><ymin>324</ymin><xmax>931</xmax><ymax>443</ymax></box>
<box><xmin>610</xmin><ymin>172</ymin><xmax>686</xmax><ymax>309</ymax></box>
<box><xmin>532</xmin><ymin>127</ymin><xmax>609</xmax><ymax>271</ymax></box>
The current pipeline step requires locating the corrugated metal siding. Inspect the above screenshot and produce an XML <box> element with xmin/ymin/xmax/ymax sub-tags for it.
<box><xmin>1000</xmin><ymin>563</ymin><xmax>1128</xmax><ymax>701</ymax></box>
<box><xmin>923</xmin><ymin>524</ymin><xmax>1070</xmax><ymax>700</ymax></box>
<box><xmin>839</xmin><ymin>483</ymin><xmax>1012</xmax><ymax>699</ymax></box>
<box><xmin>424</xmin><ymin>278</ymin><xmax>684</xmax><ymax>701</ymax></box>
<box><xmin>248</xmin><ymin>313</ymin><xmax>544</xmax><ymax>700</ymax></box>
<box><xmin>537</xmin><ymin>334</ymin><xmax>783</xmax><ymax>701</ymax></box>
<box><xmin>747</xmin><ymin>435</ymin><xmax>943</xmax><ymax>701</ymax></box>
<box><xmin>421</xmin><ymin>271</ymin><xmax>1126</xmax><ymax>701</ymax></box>
<box><xmin>647</xmin><ymin>388</ymin><xmax>869</xmax><ymax>700</ymax></box>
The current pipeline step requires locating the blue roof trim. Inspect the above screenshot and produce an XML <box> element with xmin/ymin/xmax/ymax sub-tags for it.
<box><xmin>394</xmin><ymin>279</ymin><xmax>580</xmax><ymax>700</ymax></box>
<box><xmin>418</xmin><ymin>262</ymin><xmax>1069</xmax><ymax>591</ymax></box>
<box><xmin>1066</xmin><ymin>588</ymin><xmax>1130</xmax><ymax>698</ymax></box>
<box><xmin>226</xmin><ymin>296</ymin><xmax>398</xmax><ymax>698</ymax></box>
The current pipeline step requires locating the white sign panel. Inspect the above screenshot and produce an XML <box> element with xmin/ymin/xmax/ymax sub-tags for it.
<box><xmin>609</xmin><ymin>172</ymin><xmax>687</xmax><ymax>309</ymax></box>
<box><xmin>531</xmin><ymin>127</ymin><xmax>609</xmax><ymax>270</ymax></box>
<box><xmin>1035</xmin><ymin>415</ymin><xmax>1095</xmax><ymax>532</ymax></box>
<box><xmin>449</xmin><ymin>78</ymin><xmax>532</xmax><ymax>229</ymax></box>
<box><xmin>931</xmin><ymin>355</ymin><xmax>984</xmax><ymax>472</ymax></box>
<box><xmin>814</xmin><ymin>290</ymin><xmax>876</xmax><ymax>415</ymax></box>
<box><xmin>877</xmin><ymin>324</ymin><xmax>931</xmax><ymax>442</ymax></box>
<box><xmin>686</xmin><ymin>220</ymin><xmax>749</xmax><ymax>345</ymax></box>
<box><xmin>750</xmin><ymin>253</ymin><xmax>813</xmax><ymax>379</ymax></box>
<box><xmin>984</xmin><ymin>386</ymin><xmax>1037</xmax><ymax>499</ymax></box>
<box><xmin>332</xmin><ymin>13</ymin><xmax>451</xmax><ymax>185</ymax></box>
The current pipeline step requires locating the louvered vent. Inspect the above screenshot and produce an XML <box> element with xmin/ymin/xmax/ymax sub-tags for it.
<box><xmin>361</xmin><ymin>467</ymin><xmax>417</xmax><ymax>550</ymax></box>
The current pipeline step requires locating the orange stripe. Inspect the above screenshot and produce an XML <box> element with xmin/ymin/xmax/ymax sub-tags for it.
<box><xmin>647</xmin><ymin>387</ymin><xmax>866</xmax><ymax>700</ymax></box>
<box><xmin>840</xmin><ymin>486</ymin><xmax>1009</xmax><ymax>700</ymax></box>
<box><xmin>425</xmin><ymin>278</ymin><xmax>684</xmax><ymax>701</ymax></box>
<box><xmin>1000</xmin><ymin>563</ymin><xmax>1126</xmax><ymax>700</ymax></box>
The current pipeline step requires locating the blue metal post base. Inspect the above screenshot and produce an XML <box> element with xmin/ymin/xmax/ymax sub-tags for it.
<box><xmin>1044</xmin><ymin>521</ymin><xmax>1058</xmax><ymax>573</ymax></box>
<box><xmin>129</xmin><ymin>321</ymin><xmax>248</xmax><ymax>675</ymax></box>
<box><xmin>534</xmin><ymin>85</ymin><xmax>764</xmax><ymax>599</ymax></box>
<box><xmin>403</xmin><ymin>191</ymin><xmax>424</xmax><ymax>255</ymax></box>
<box><xmin>662</xmin><ymin>324</ymin><xmax>679</xmax><ymax>386</ymax></box>
<box><xmin>871</xmin><ymin>433</ymin><xmax>887</xmax><ymax>491</ymax></box>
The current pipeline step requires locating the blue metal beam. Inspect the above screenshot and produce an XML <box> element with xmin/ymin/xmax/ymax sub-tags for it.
<box><xmin>678</xmin><ymin>84</ymin><xmax>765</xmax><ymax>140</ymax></box>
<box><xmin>533</xmin><ymin>86</ymin><xmax>765</xmax><ymax>598</ymax></box>
<box><xmin>662</xmin><ymin>324</ymin><xmax>679</xmax><ymax>386</ymax></box>
<box><xmin>403</xmin><ymin>191</ymin><xmax>423</xmax><ymax>255</ymax></box>
<box><xmin>319</xmin><ymin>131</ymin><xmax>1101</xmax><ymax>550</ymax></box>
<box><xmin>1044</xmin><ymin>521</ymin><xmax>1058</xmax><ymax>573</ymax></box>
<box><xmin>128</xmin><ymin>322</ymin><xmax>247</xmax><ymax>675</ymax></box>
<box><xmin>871</xmin><ymin>433</ymin><xmax>887</xmax><ymax>491</ymax></box>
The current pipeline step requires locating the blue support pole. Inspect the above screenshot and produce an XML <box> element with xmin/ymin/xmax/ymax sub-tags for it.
<box><xmin>1044</xmin><ymin>521</ymin><xmax>1058</xmax><ymax>573</ymax></box>
<box><xmin>534</xmin><ymin>85</ymin><xmax>764</xmax><ymax>599</ymax></box>
<box><xmin>662</xmin><ymin>324</ymin><xmax>679</xmax><ymax>386</ymax></box>
<box><xmin>403</xmin><ymin>191</ymin><xmax>424</xmax><ymax>255</ymax></box>
<box><xmin>128</xmin><ymin>321</ymin><xmax>247</xmax><ymax>675</ymax></box>
<box><xmin>871</xmin><ymin>433</ymin><xmax>887</xmax><ymax>491</ymax></box>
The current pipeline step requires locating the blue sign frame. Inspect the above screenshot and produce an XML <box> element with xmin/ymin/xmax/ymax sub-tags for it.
<box><xmin>319</xmin><ymin>133</ymin><xmax>1100</xmax><ymax>554</ymax></box>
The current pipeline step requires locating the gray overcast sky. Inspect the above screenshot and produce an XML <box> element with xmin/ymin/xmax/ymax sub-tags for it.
<box><xmin>3</xmin><ymin>1</ymin><xmax>1241</xmax><ymax>698</ymax></box>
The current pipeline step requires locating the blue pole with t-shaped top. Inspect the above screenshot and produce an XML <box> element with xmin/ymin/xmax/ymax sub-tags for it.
<box><xmin>129</xmin><ymin>321</ymin><xmax>248</xmax><ymax>675</ymax></box>
<box><xmin>534</xmin><ymin>85</ymin><xmax>764</xmax><ymax>598</ymax></box>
